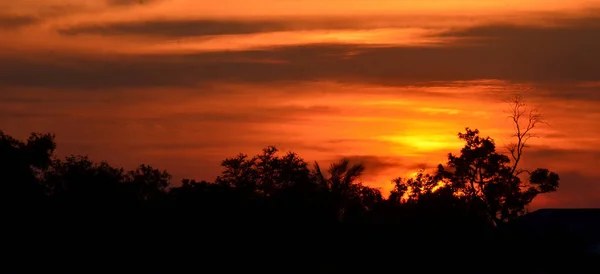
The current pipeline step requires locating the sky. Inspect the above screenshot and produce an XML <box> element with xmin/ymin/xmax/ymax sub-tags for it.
<box><xmin>1</xmin><ymin>0</ymin><xmax>600</xmax><ymax>209</ymax></box>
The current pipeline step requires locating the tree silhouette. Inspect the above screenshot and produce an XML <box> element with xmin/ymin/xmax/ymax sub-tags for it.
<box><xmin>434</xmin><ymin>96</ymin><xmax>560</xmax><ymax>224</ymax></box>
<box><xmin>389</xmin><ymin>96</ymin><xmax>560</xmax><ymax>225</ymax></box>
<box><xmin>0</xmin><ymin>131</ymin><xmax>56</xmax><ymax>208</ymax></box>
<box><xmin>389</xmin><ymin>167</ymin><xmax>445</xmax><ymax>203</ymax></box>
<box><xmin>505</xmin><ymin>94</ymin><xmax>544</xmax><ymax>176</ymax></box>
<box><xmin>313</xmin><ymin>159</ymin><xmax>382</xmax><ymax>221</ymax></box>
<box><xmin>44</xmin><ymin>155</ymin><xmax>125</xmax><ymax>207</ymax></box>
<box><xmin>125</xmin><ymin>164</ymin><xmax>171</xmax><ymax>203</ymax></box>
<box><xmin>215</xmin><ymin>146</ymin><xmax>313</xmax><ymax>197</ymax></box>
<box><xmin>435</xmin><ymin>127</ymin><xmax>559</xmax><ymax>225</ymax></box>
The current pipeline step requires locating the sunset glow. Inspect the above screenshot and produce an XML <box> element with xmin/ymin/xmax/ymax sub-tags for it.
<box><xmin>2</xmin><ymin>0</ymin><xmax>600</xmax><ymax>209</ymax></box>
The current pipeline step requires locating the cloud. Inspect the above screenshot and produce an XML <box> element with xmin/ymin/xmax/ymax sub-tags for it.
<box><xmin>57</xmin><ymin>16</ymin><xmax>407</xmax><ymax>38</ymax></box>
<box><xmin>514</xmin><ymin>146</ymin><xmax>600</xmax><ymax>208</ymax></box>
<box><xmin>0</xmin><ymin>4</ymin><xmax>101</xmax><ymax>26</ymax></box>
<box><xmin>0</xmin><ymin>14</ymin><xmax>39</xmax><ymax>29</ymax></box>
<box><xmin>343</xmin><ymin>155</ymin><xmax>403</xmax><ymax>172</ymax></box>
<box><xmin>38</xmin><ymin>4</ymin><xmax>93</xmax><ymax>18</ymax></box>
<box><xmin>1</xmin><ymin>37</ymin><xmax>598</xmax><ymax>95</ymax></box>
<box><xmin>535</xmin><ymin>171</ymin><xmax>600</xmax><ymax>208</ymax></box>
<box><xmin>105</xmin><ymin>0</ymin><xmax>164</xmax><ymax>6</ymax></box>
<box><xmin>322</xmin><ymin>154</ymin><xmax>428</xmax><ymax>178</ymax></box>
<box><xmin>56</xmin><ymin>14</ymin><xmax>485</xmax><ymax>39</ymax></box>
<box><xmin>0</xmin><ymin>87</ymin><xmax>339</xmax><ymax>124</ymax></box>
<box><xmin>2</xmin><ymin>12</ymin><xmax>600</xmax><ymax>100</ymax></box>
<box><xmin>137</xmin><ymin>104</ymin><xmax>340</xmax><ymax>124</ymax></box>
<box><xmin>60</xmin><ymin>19</ymin><xmax>297</xmax><ymax>37</ymax></box>
<box><xmin>522</xmin><ymin>147</ymin><xmax>600</xmax><ymax>172</ymax></box>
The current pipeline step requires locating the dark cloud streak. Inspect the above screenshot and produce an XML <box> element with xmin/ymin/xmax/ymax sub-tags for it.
<box><xmin>60</xmin><ymin>19</ymin><xmax>292</xmax><ymax>37</ymax></box>
<box><xmin>105</xmin><ymin>0</ymin><xmax>164</xmax><ymax>6</ymax></box>
<box><xmin>0</xmin><ymin>14</ymin><xmax>39</xmax><ymax>29</ymax></box>
<box><xmin>58</xmin><ymin>17</ymin><xmax>378</xmax><ymax>37</ymax></box>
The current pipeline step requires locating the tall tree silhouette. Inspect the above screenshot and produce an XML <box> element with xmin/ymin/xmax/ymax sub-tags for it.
<box><xmin>441</xmin><ymin>129</ymin><xmax>559</xmax><ymax>224</ymax></box>
<box><xmin>437</xmin><ymin>96</ymin><xmax>560</xmax><ymax>224</ymax></box>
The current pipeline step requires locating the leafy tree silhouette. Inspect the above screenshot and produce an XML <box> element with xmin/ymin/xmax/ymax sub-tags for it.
<box><xmin>441</xmin><ymin>128</ymin><xmax>559</xmax><ymax>224</ymax></box>
<box><xmin>44</xmin><ymin>155</ymin><xmax>126</xmax><ymax>208</ymax></box>
<box><xmin>0</xmin><ymin>131</ymin><xmax>55</xmax><ymax>209</ymax></box>
<box><xmin>125</xmin><ymin>164</ymin><xmax>171</xmax><ymax>204</ymax></box>
<box><xmin>215</xmin><ymin>145</ymin><xmax>313</xmax><ymax>196</ymax></box>
<box><xmin>389</xmin><ymin>167</ymin><xmax>445</xmax><ymax>203</ymax></box>
<box><xmin>42</xmin><ymin>155</ymin><xmax>171</xmax><ymax>210</ymax></box>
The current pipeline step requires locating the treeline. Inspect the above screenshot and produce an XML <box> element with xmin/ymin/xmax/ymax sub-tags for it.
<box><xmin>1</xmin><ymin>128</ymin><xmax>573</xmax><ymax>273</ymax></box>
<box><xmin>1</xmin><ymin>128</ymin><xmax>559</xmax><ymax>222</ymax></box>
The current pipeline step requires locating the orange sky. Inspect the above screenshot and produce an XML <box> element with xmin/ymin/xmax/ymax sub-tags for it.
<box><xmin>2</xmin><ymin>0</ymin><xmax>600</xmax><ymax>209</ymax></box>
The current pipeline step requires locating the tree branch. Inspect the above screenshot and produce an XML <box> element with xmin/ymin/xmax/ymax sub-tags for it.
<box><xmin>504</xmin><ymin>94</ymin><xmax>545</xmax><ymax>176</ymax></box>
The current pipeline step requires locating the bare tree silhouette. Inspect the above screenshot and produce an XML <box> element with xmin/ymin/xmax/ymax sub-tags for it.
<box><xmin>505</xmin><ymin>94</ymin><xmax>546</xmax><ymax>176</ymax></box>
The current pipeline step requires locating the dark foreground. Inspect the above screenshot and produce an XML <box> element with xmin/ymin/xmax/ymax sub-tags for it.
<box><xmin>1</xmin><ymin>130</ymin><xmax>598</xmax><ymax>273</ymax></box>
<box><xmin>4</xmin><ymin>207</ymin><xmax>599</xmax><ymax>274</ymax></box>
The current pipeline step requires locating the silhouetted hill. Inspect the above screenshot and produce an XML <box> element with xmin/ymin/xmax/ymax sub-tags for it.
<box><xmin>496</xmin><ymin>209</ymin><xmax>600</xmax><ymax>273</ymax></box>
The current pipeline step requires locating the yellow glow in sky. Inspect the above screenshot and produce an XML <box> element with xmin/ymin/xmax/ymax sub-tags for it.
<box><xmin>376</xmin><ymin>134</ymin><xmax>464</xmax><ymax>154</ymax></box>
